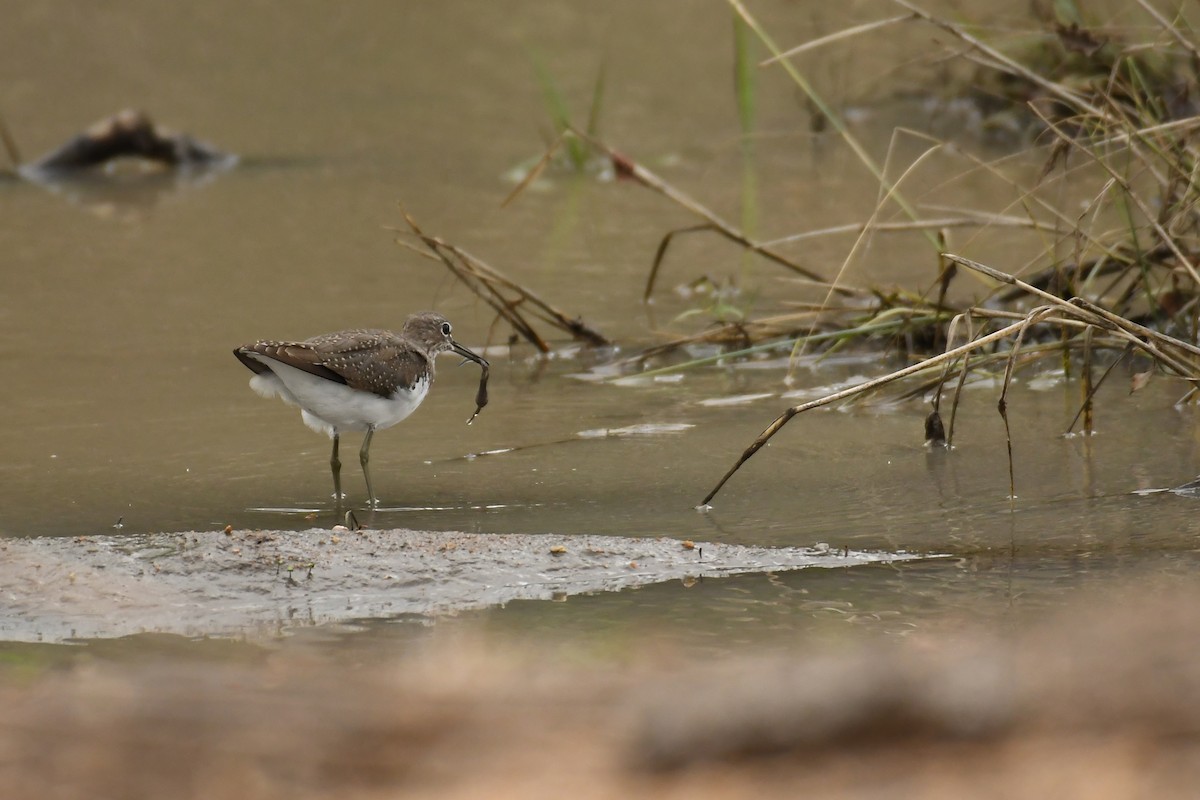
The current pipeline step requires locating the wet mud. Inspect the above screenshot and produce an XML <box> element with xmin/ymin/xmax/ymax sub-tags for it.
<box><xmin>0</xmin><ymin>528</ymin><xmax>923</xmax><ymax>642</ymax></box>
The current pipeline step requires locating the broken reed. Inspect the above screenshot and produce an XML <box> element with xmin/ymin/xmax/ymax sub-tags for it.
<box><xmin>700</xmin><ymin>255</ymin><xmax>1200</xmax><ymax>506</ymax></box>
<box><xmin>476</xmin><ymin>3</ymin><xmax>1200</xmax><ymax>506</ymax></box>
<box><xmin>393</xmin><ymin>207</ymin><xmax>609</xmax><ymax>352</ymax></box>
<box><xmin>689</xmin><ymin>1</ymin><xmax>1200</xmax><ymax>504</ymax></box>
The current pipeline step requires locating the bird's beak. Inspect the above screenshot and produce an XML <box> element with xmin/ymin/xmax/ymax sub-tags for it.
<box><xmin>450</xmin><ymin>340</ymin><xmax>489</xmax><ymax>368</ymax></box>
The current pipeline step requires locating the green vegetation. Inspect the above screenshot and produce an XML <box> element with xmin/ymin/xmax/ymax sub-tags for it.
<box><xmin>529</xmin><ymin>52</ymin><xmax>607</xmax><ymax>172</ymax></box>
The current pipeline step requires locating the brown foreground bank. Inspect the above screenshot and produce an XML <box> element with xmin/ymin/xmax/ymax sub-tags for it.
<box><xmin>1</xmin><ymin>577</ymin><xmax>1198</xmax><ymax>800</ymax></box>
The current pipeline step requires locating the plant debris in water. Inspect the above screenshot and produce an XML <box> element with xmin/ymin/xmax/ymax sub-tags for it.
<box><xmin>396</xmin><ymin>5</ymin><xmax>1200</xmax><ymax>509</ymax></box>
<box><xmin>394</xmin><ymin>207</ymin><xmax>609</xmax><ymax>353</ymax></box>
<box><xmin>591</xmin><ymin>4</ymin><xmax>1200</xmax><ymax>505</ymax></box>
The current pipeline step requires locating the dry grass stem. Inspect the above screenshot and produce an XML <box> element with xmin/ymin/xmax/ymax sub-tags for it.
<box><xmin>701</xmin><ymin>249</ymin><xmax>1200</xmax><ymax>505</ymax></box>
<box><xmin>701</xmin><ymin>316</ymin><xmax>1036</xmax><ymax>506</ymax></box>
<box><xmin>892</xmin><ymin>0</ymin><xmax>1110</xmax><ymax>120</ymax></box>
<box><xmin>395</xmin><ymin>207</ymin><xmax>609</xmax><ymax>352</ymax></box>
<box><xmin>761</xmin><ymin>214</ymin><xmax>1060</xmax><ymax>248</ymax></box>
<box><xmin>760</xmin><ymin>14</ymin><xmax>916</xmax><ymax>65</ymax></box>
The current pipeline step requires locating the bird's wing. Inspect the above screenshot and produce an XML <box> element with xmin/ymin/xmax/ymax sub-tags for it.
<box><xmin>234</xmin><ymin>340</ymin><xmax>349</xmax><ymax>385</ymax></box>
<box><xmin>308</xmin><ymin>333</ymin><xmax>432</xmax><ymax>398</ymax></box>
<box><xmin>235</xmin><ymin>330</ymin><xmax>433</xmax><ymax>399</ymax></box>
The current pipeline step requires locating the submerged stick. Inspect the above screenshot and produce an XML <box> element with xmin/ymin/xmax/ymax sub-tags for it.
<box><xmin>1081</xmin><ymin>327</ymin><xmax>1095</xmax><ymax>436</ymax></box>
<box><xmin>946</xmin><ymin>338</ymin><xmax>972</xmax><ymax>448</ymax></box>
<box><xmin>1134</xmin><ymin>0</ymin><xmax>1200</xmax><ymax>61</ymax></box>
<box><xmin>996</xmin><ymin>306</ymin><xmax>1056</xmax><ymax>500</ymax></box>
<box><xmin>1066</xmin><ymin>344</ymin><xmax>1131</xmax><ymax>436</ymax></box>
<box><xmin>21</xmin><ymin>109</ymin><xmax>234</xmax><ymax>174</ymax></box>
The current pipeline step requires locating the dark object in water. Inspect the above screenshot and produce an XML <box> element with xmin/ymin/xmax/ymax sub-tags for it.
<box><xmin>467</xmin><ymin>362</ymin><xmax>489</xmax><ymax>424</ymax></box>
<box><xmin>21</xmin><ymin>109</ymin><xmax>235</xmax><ymax>175</ymax></box>
<box><xmin>924</xmin><ymin>409</ymin><xmax>946</xmax><ymax>447</ymax></box>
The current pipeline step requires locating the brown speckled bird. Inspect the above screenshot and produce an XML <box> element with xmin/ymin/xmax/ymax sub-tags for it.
<box><xmin>234</xmin><ymin>311</ymin><xmax>488</xmax><ymax>507</ymax></box>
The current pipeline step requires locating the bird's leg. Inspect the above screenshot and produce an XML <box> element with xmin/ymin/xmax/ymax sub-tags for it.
<box><xmin>360</xmin><ymin>426</ymin><xmax>377</xmax><ymax>508</ymax></box>
<box><xmin>330</xmin><ymin>431</ymin><xmax>344</xmax><ymax>504</ymax></box>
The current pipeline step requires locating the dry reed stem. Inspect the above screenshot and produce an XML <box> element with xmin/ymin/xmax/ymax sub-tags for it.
<box><xmin>1032</xmin><ymin>111</ymin><xmax>1200</xmax><ymax>287</ymax></box>
<box><xmin>761</xmin><ymin>14</ymin><xmax>916</xmax><ymax>65</ymax></box>
<box><xmin>956</xmin><ymin>255</ymin><xmax>1200</xmax><ymax>379</ymax></box>
<box><xmin>917</xmin><ymin>1</ymin><xmax>1200</xmax><ymax>313</ymax></box>
<box><xmin>782</xmin><ymin>134</ymin><xmax>945</xmax><ymax>382</ymax></box>
<box><xmin>901</xmin><ymin>343</ymin><xmax>1123</xmax><ymax>407</ymax></box>
<box><xmin>501</xmin><ymin>148</ymin><xmax>558</xmax><ymax>209</ymax></box>
<box><xmin>700</xmin><ymin>316</ymin><xmax>1034</xmax><ymax>506</ymax></box>
<box><xmin>937</xmin><ymin>311</ymin><xmax>976</xmax><ymax>447</ymax></box>
<box><xmin>577</xmin><ymin>130</ymin><xmax>838</xmax><ymax>299</ymax></box>
<box><xmin>1066</xmin><ymin>343</ymin><xmax>1133</xmax><ymax>436</ymax></box>
<box><xmin>701</xmin><ymin>253</ymin><xmax>1200</xmax><ymax>505</ymax></box>
<box><xmin>612</xmin><ymin>311</ymin><xmax>841</xmax><ymax>369</ymax></box>
<box><xmin>396</xmin><ymin>207</ymin><xmax>610</xmax><ymax>351</ymax></box>
<box><xmin>996</xmin><ymin>306</ymin><xmax>1062</xmax><ymax>499</ymax></box>
<box><xmin>1133</xmin><ymin>0</ymin><xmax>1200</xmax><ymax>62</ymax></box>
<box><xmin>729</xmin><ymin>0</ymin><xmax>940</xmax><ymax>252</ymax></box>
<box><xmin>502</xmin><ymin>127</ymin><xmax>845</xmax><ymax>300</ymax></box>
<box><xmin>892</xmin><ymin>0</ymin><xmax>1111</xmax><ymax>121</ymax></box>
<box><xmin>1081</xmin><ymin>326</ymin><xmax>1095</xmax><ymax>435</ymax></box>
<box><xmin>948</xmin><ymin>254</ymin><xmax>1200</xmax><ymax>374</ymax></box>
<box><xmin>761</xmin><ymin>215</ymin><xmax>1060</xmax><ymax>248</ymax></box>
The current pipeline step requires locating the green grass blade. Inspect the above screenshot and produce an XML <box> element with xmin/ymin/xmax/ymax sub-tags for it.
<box><xmin>530</xmin><ymin>51</ymin><xmax>587</xmax><ymax>168</ymax></box>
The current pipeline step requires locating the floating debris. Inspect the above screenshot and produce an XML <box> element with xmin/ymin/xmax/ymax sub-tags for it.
<box><xmin>576</xmin><ymin>423</ymin><xmax>695</xmax><ymax>439</ymax></box>
<box><xmin>696</xmin><ymin>393</ymin><xmax>776</xmax><ymax>408</ymax></box>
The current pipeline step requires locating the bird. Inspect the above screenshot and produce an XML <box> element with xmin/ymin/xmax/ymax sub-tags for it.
<box><xmin>234</xmin><ymin>311</ymin><xmax>489</xmax><ymax>507</ymax></box>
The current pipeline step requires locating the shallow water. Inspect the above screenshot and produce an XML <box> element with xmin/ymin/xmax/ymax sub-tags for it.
<box><xmin>3</xmin><ymin>1</ymin><xmax>1200</xmax><ymax>655</ymax></box>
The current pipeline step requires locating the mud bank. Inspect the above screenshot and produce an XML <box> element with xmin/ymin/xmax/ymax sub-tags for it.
<box><xmin>0</xmin><ymin>529</ymin><xmax>923</xmax><ymax>642</ymax></box>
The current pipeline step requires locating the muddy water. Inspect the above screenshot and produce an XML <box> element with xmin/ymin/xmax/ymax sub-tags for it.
<box><xmin>3</xmin><ymin>2</ymin><xmax>1200</xmax><ymax>653</ymax></box>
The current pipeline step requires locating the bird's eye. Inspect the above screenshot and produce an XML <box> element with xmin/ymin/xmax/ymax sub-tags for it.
<box><xmin>441</xmin><ymin>322</ymin><xmax>452</xmax><ymax>336</ymax></box>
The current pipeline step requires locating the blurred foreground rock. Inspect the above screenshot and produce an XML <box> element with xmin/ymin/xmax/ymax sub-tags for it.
<box><xmin>1</xmin><ymin>578</ymin><xmax>1198</xmax><ymax>799</ymax></box>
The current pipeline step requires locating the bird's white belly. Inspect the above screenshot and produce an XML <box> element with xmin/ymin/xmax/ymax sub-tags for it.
<box><xmin>249</xmin><ymin>358</ymin><xmax>429</xmax><ymax>435</ymax></box>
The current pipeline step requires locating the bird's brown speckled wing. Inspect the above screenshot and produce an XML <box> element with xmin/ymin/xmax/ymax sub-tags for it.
<box><xmin>310</xmin><ymin>330</ymin><xmax>433</xmax><ymax>398</ymax></box>
<box><xmin>234</xmin><ymin>340</ymin><xmax>347</xmax><ymax>385</ymax></box>
<box><xmin>235</xmin><ymin>329</ymin><xmax>432</xmax><ymax>399</ymax></box>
